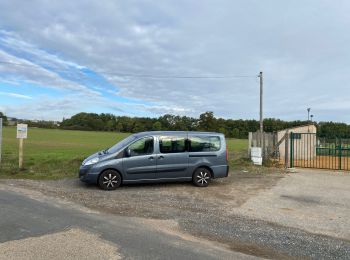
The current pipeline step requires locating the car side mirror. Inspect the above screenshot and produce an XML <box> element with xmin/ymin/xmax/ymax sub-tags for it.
<box><xmin>125</xmin><ymin>148</ymin><xmax>131</xmax><ymax>157</ymax></box>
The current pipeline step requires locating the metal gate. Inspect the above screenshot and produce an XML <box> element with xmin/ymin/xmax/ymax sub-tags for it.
<box><xmin>290</xmin><ymin>132</ymin><xmax>350</xmax><ymax>170</ymax></box>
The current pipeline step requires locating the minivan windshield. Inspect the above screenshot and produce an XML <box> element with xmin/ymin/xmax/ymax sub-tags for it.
<box><xmin>107</xmin><ymin>134</ymin><xmax>138</xmax><ymax>154</ymax></box>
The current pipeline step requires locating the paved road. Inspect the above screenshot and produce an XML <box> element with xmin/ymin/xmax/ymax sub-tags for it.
<box><xmin>0</xmin><ymin>189</ymin><xmax>254</xmax><ymax>260</ymax></box>
<box><xmin>232</xmin><ymin>169</ymin><xmax>350</xmax><ymax>240</ymax></box>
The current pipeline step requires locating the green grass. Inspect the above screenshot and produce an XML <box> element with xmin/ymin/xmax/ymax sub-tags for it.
<box><xmin>0</xmin><ymin>127</ymin><xmax>248</xmax><ymax>180</ymax></box>
<box><xmin>226</xmin><ymin>138</ymin><xmax>247</xmax><ymax>156</ymax></box>
<box><xmin>0</xmin><ymin>127</ymin><xmax>129</xmax><ymax>179</ymax></box>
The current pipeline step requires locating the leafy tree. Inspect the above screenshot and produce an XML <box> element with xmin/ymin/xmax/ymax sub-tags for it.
<box><xmin>231</xmin><ymin>128</ymin><xmax>240</xmax><ymax>138</ymax></box>
<box><xmin>152</xmin><ymin>121</ymin><xmax>162</xmax><ymax>131</ymax></box>
<box><xmin>0</xmin><ymin>112</ymin><xmax>8</xmax><ymax>126</ymax></box>
<box><xmin>198</xmin><ymin>112</ymin><xmax>216</xmax><ymax>131</ymax></box>
<box><xmin>115</xmin><ymin>121</ymin><xmax>123</xmax><ymax>132</ymax></box>
<box><xmin>106</xmin><ymin>120</ymin><xmax>116</xmax><ymax>131</ymax></box>
<box><xmin>133</xmin><ymin>122</ymin><xmax>144</xmax><ymax>133</ymax></box>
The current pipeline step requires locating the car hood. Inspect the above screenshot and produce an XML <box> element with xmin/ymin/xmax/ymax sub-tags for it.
<box><xmin>82</xmin><ymin>150</ymin><xmax>110</xmax><ymax>165</ymax></box>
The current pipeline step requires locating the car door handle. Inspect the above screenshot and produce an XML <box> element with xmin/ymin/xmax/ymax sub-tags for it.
<box><xmin>158</xmin><ymin>155</ymin><xmax>164</xmax><ymax>159</ymax></box>
<box><xmin>148</xmin><ymin>156</ymin><xmax>154</xmax><ymax>160</ymax></box>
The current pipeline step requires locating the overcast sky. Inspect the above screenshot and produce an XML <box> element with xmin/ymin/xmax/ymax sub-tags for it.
<box><xmin>0</xmin><ymin>0</ymin><xmax>349</xmax><ymax>122</ymax></box>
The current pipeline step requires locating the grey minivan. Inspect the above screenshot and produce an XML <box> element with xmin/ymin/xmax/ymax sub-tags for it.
<box><xmin>79</xmin><ymin>131</ymin><xmax>229</xmax><ymax>190</ymax></box>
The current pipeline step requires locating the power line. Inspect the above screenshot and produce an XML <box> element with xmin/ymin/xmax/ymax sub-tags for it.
<box><xmin>0</xmin><ymin>60</ymin><xmax>258</xmax><ymax>79</ymax></box>
<box><xmin>104</xmin><ymin>73</ymin><xmax>256</xmax><ymax>79</ymax></box>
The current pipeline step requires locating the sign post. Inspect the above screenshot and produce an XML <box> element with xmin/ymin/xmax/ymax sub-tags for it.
<box><xmin>17</xmin><ymin>124</ymin><xmax>28</xmax><ymax>169</ymax></box>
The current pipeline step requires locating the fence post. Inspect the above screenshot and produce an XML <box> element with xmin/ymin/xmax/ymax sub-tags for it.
<box><xmin>284</xmin><ymin>131</ymin><xmax>289</xmax><ymax>168</ymax></box>
<box><xmin>262</xmin><ymin>132</ymin><xmax>265</xmax><ymax>159</ymax></box>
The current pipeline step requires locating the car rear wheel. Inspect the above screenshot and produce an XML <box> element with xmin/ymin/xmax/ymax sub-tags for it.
<box><xmin>98</xmin><ymin>170</ymin><xmax>121</xmax><ymax>190</ymax></box>
<box><xmin>192</xmin><ymin>167</ymin><xmax>211</xmax><ymax>187</ymax></box>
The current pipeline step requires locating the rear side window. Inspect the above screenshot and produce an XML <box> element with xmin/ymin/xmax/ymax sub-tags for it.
<box><xmin>159</xmin><ymin>136</ymin><xmax>186</xmax><ymax>153</ymax></box>
<box><xmin>189</xmin><ymin>136</ymin><xmax>221</xmax><ymax>152</ymax></box>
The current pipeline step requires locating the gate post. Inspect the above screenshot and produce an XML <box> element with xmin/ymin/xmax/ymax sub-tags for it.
<box><xmin>284</xmin><ymin>131</ymin><xmax>289</xmax><ymax>168</ymax></box>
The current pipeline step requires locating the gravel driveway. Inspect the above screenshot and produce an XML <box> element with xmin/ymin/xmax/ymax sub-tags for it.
<box><xmin>1</xmin><ymin>171</ymin><xmax>283</xmax><ymax>219</ymax></box>
<box><xmin>1</xmin><ymin>170</ymin><xmax>350</xmax><ymax>259</ymax></box>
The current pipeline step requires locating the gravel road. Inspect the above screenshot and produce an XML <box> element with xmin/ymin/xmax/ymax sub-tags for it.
<box><xmin>1</xmin><ymin>170</ymin><xmax>350</xmax><ymax>259</ymax></box>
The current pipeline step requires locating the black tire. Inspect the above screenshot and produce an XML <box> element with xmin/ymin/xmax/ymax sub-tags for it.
<box><xmin>98</xmin><ymin>170</ymin><xmax>121</xmax><ymax>190</ymax></box>
<box><xmin>192</xmin><ymin>167</ymin><xmax>211</xmax><ymax>187</ymax></box>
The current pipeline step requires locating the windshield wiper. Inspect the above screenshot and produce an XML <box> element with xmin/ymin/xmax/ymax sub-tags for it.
<box><xmin>98</xmin><ymin>148</ymin><xmax>109</xmax><ymax>155</ymax></box>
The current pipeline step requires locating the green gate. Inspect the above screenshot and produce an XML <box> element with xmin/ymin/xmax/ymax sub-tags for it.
<box><xmin>289</xmin><ymin>132</ymin><xmax>350</xmax><ymax>170</ymax></box>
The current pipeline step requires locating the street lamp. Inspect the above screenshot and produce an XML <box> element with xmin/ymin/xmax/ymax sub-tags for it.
<box><xmin>307</xmin><ymin>108</ymin><xmax>311</xmax><ymax>121</ymax></box>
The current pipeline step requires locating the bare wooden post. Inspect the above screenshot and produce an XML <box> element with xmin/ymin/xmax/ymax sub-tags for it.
<box><xmin>262</xmin><ymin>132</ymin><xmax>266</xmax><ymax>159</ymax></box>
<box><xmin>248</xmin><ymin>132</ymin><xmax>252</xmax><ymax>157</ymax></box>
<box><xmin>285</xmin><ymin>131</ymin><xmax>289</xmax><ymax>168</ymax></box>
<box><xmin>16</xmin><ymin>124</ymin><xmax>28</xmax><ymax>170</ymax></box>
<box><xmin>254</xmin><ymin>131</ymin><xmax>257</xmax><ymax>147</ymax></box>
<box><xmin>19</xmin><ymin>138</ymin><xmax>23</xmax><ymax>169</ymax></box>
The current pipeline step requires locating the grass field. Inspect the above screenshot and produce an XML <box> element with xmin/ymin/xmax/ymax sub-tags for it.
<box><xmin>0</xmin><ymin>127</ymin><xmax>248</xmax><ymax>180</ymax></box>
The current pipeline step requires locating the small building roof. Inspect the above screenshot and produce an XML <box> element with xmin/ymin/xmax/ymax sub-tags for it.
<box><xmin>277</xmin><ymin>123</ymin><xmax>316</xmax><ymax>133</ymax></box>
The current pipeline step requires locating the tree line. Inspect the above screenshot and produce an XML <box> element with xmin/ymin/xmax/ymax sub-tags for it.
<box><xmin>60</xmin><ymin>112</ymin><xmax>350</xmax><ymax>139</ymax></box>
<box><xmin>2</xmin><ymin>111</ymin><xmax>350</xmax><ymax>139</ymax></box>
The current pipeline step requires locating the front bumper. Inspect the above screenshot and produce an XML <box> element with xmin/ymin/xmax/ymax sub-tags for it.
<box><xmin>79</xmin><ymin>165</ymin><xmax>98</xmax><ymax>183</ymax></box>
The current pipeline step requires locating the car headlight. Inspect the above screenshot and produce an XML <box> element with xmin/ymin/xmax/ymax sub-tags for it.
<box><xmin>83</xmin><ymin>157</ymin><xmax>99</xmax><ymax>166</ymax></box>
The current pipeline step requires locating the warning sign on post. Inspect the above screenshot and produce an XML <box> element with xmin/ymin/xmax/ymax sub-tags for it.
<box><xmin>17</xmin><ymin>124</ymin><xmax>28</xmax><ymax>139</ymax></box>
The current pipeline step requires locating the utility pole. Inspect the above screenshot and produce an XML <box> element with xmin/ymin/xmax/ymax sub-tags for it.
<box><xmin>307</xmin><ymin>107</ymin><xmax>311</xmax><ymax>132</ymax></box>
<box><xmin>258</xmin><ymin>72</ymin><xmax>263</xmax><ymax>149</ymax></box>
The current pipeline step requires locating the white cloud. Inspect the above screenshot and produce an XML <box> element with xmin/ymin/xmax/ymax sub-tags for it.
<box><xmin>0</xmin><ymin>94</ymin><xmax>123</xmax><ymax>121</ymax></box>
<box><xmin>0</xmin><ymin>91</ymin><xmax>32</xmax><ymax>99</ymax></box>
<box><xmin>0</xmin><ymin>49</ymin><xmax>100</xmax><ymax>96</ymax></box>
<box><xmin>0</xmin><ymin>1</ymin><xmax>350</xmax><ymax>121</ymax></box>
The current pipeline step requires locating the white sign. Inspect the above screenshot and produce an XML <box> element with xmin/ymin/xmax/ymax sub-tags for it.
<box><xmin>251</xmin><ymin>147</ymin><xmax>262</xmax><ymax>165</ymax></box>
<box><xmin>251</xmin><ymin>147</ymin><xmax>262</xmax><ymax>157</ymax></box>
<box><xmin>251</xmin><ymin>157</ymin><xmax>263</xmax><ymax>165</ymax></box>
<box><xmin>17</xmin><ymin>124</ymin><xmax>28</xmax><ymax>139</ymax></box>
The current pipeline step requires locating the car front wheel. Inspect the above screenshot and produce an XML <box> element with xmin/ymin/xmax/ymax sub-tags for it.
<box><xmin>98</xmin><ymin>170</ymin><xmax>121</xmax><ymax>190</ymax></box>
